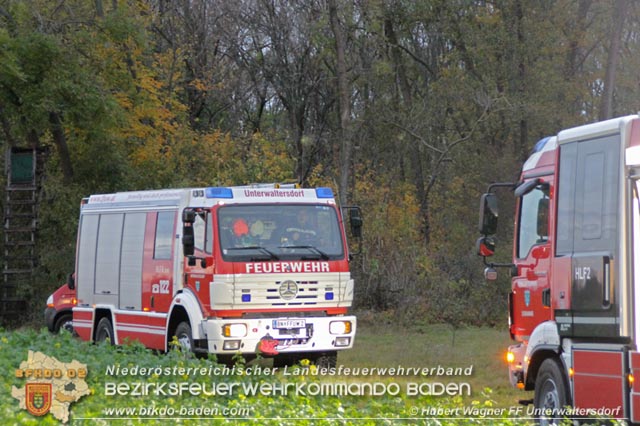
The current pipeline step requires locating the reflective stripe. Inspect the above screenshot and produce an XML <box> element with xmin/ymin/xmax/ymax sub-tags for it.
<box><xmin>556</xmin><ymin>316</ymin><xmax>617</xmax><ymax>324</ymax></box>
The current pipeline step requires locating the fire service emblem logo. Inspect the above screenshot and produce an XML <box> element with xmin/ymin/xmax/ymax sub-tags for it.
<box><xmin>13</xmin><ymin>350</ymin><xmax>90</xmax><ymax>423</ymax></box>
<box><xmin>278</xmin><ymin>280</ymin><xmax>299</xmax><ymax>300</ymax></box>
<box><xmin>25</xmin><ymin>383</ymin><xmax>52</xmax><ymax>417</ymax></box>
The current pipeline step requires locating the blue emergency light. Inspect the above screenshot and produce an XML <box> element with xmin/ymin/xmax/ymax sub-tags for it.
<box><xmin>315</xmin><ymin>187</ymin><xmax>334</xmax><ymax>199</ymax></box>
<box><xmin>531</xmin><ymin>136</ymin><xmax>552</xmax><ymax>154</ymax></box>
<box><xmin>206</xmin><ymin>187</ymin><xmax>234</xmax><ymax>199</ymax></box>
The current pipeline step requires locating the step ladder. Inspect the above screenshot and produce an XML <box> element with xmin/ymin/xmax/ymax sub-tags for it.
<box><xmin>2</xmin><ymin>146</ymin><xmax>45</xmax><ymax>322</ymax></box>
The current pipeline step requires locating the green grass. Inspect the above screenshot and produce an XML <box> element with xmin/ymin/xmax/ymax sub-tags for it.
<box><xmin>338</xmin><ymin>323</ymin><xmax>532</xmax><ymax>408</ymax></box>
<box><xmin>1</xmin><ymin>325</ymin><xmax>534</xmax><ymax>425</ymax></box>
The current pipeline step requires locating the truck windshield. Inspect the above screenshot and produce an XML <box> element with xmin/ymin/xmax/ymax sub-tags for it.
<box><xmin>217</xmin><ymin>204</ymin><xmax>345</xmax><ymax>261</ymax></box>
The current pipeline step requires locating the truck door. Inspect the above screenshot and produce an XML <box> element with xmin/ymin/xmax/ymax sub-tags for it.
<box><xmin>142</xmin><ymin>211</ymin><xmax>177</xmax><ymax>313</ymax></box>
<box><xmin>555</xmin><ymin>135</ymin><xmax>621</xmax><ymax>338</ymax></box>
<box><xmin>183</xmin><ymin>209</ymin><xmax>214</xmax><ymax>311</ymax></box>
<box><xmin>511</xmin><ymin>178</ymin><xmax>552</xmax><ymax>340</ymax></box>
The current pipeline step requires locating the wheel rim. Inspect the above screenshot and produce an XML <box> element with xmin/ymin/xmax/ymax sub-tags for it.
<box><xmin>542</xmin><ymin>378</ymin><xmax>560</xmax><ymax>408</ymax></box>
<box><xmin>538</xmin><ymin>378</ymin><xmax>560</xmax><ymax>425</ymax></box>
<box><xmin>178</xmin><ymin>333</ymin><xmax>191</xmax><ymax>351</ymax></box>
<box><xmin>60</xmin><ymin>320</ymin><xmax>73</xmax><ymax>333</ymax></box>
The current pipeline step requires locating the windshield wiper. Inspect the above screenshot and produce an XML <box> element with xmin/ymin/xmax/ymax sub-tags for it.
<box><xmin>226</xmin><ymin>246</ymin><xmax>279</xmax><ymax>260</ymax></box>
<box><xmin>278</xmin><ymin>245</ymin><xmax>330</xmax><ymax>260</ymax></box>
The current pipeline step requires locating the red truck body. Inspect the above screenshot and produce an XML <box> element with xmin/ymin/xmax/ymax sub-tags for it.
<box><xmin>45</xmin><ymin>282</ymin><xmax>76</xmax><ymax>333</ymax></box>
<box><xmin>478</xmin><ymin>115</ymin><xmax>640</xmax><ymax>423</ymax></box>
<box><xmin>55</xmin><ymin>184</ymin><xmax>361</xmax><ymax>367</ymax></box>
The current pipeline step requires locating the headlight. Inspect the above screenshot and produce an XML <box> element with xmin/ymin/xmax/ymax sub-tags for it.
<box><xmin>329</xmin><ymin>321</ymin><xmax>352</xmax><ymax>335</ymax></box>
<box><xmin>222</xmin><ymin>323</ymin><xmax>247</xmax><ymax>337</ymax></box>
<box><xmin>223</xmin><ymin>340</ymin><xmax>241</xmax><ymax>350</ymax></box>
<box><xmin>335</xmin><ymin>337</ymin><xmax>351</xmax><ymax>347</ymax></box>
<box><xmin>46</xmin><ymin>294</ymin><xmax>54</xmax><ymax>307</ymax></box>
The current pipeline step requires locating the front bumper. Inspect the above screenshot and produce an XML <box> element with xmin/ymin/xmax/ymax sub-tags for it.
<box><xmin>202</xmin><ymin>315</ymin><xmax>356</xmax><ymax>355</ymax></box>
<box><xmin>507</xmin><ymin>343</ymin><xmax>527</xmax><ymax>388</ymax></box>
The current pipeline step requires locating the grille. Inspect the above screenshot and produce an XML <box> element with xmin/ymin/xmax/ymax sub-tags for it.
<box><xmin>235</xmin><ymin>280</ymin><xmax>337</xmax><ymax>306</ymax></box>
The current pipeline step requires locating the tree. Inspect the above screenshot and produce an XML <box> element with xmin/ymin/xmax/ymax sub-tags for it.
<box><xmin>599</xmin><ymin>0</ymin><xmax>629</xmax><ymax>120</ymax></box>
<box><xmin>328</xmin><ymin>0</ymin><xmax>353</xmax><ymax>205</ymax></box>
<box><xmin>5</xmin><ymin>0</ymin><xmax>640</xmax><ymax>326</ymax></box>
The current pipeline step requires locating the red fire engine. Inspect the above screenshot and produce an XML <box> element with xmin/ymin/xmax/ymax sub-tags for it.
<box><xmin>45</xmin><ymin>279</ymin><xmax>76</xmax><ymax>333</ymax></box>
<box><xmin>69</xmin><ymin>184</ymin><xmax>361</xmax><ymax>367</ymax></box>
<box><xmin>477</xmin><ymin>115</ymin><xmax>640</xmax><ymax>423</ymax></box>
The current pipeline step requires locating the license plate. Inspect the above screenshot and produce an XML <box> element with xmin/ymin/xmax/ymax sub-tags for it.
<box><xmin>273</xmin><ymin>319</ymin><xmax>305</xmax><ymax>329</ymax></box>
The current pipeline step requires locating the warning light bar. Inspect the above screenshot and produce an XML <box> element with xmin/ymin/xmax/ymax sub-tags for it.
<box><xmin>315</xmin><ymin>187</ymin><xmax>334</xmax><ymax>198</ymax></box>
<box><xmin>206</xmin><ymin>187</ymin><xmax>234</xmax><ymax>199</ymax></box>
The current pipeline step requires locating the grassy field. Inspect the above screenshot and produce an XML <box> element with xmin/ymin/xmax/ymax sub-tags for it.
<box><xmin>2</xmin><ymin>323</ymin><xmax>534</xmax><ymax>425</ymax></box>
<box><xmin>338</xmin><ymin>323</ymin><xmax>531</xmax><ymax>408</ymax></box>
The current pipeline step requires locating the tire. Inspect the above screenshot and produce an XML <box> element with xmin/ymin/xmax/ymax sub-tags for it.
<box><xmin>533</xmin><ymin>358</ymin><xmax>571</xmax><ymax>426</ymax></box>
<box><xmin>95</xmin><ymin>317</ymin><xmax>115</xmax><ymax>345</ymax></box>
<box><xmin>54</xmin><ymin>314</ymin><xmax>73</xmax><ymax>334</ymax></box>
<box><xmin>174</xmin><ymin>321</ymin><xmax>194</xmax><ymax>353</ymax></box>
<box><xmin>313</xmin><ymin>351</ymin><xmax>337</xmax><ymax>369</ymax></box>
<box><xmin>173</xmin><ymin>321</ymin><xmax>210</xmax><ymax>359</ymax></box>
<box><xmin>273</xmin><ymin>355</ymin><xmax>298</xmax><ymax>368</ymax></box>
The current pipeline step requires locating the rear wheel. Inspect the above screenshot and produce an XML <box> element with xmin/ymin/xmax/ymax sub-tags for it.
<box><xmin>534</xmin><ymin>358</ymin><xmax>571</xmax><ymax>425</ymax></box>
<box><xmin>95</xmin><ymin>317</ymin><xmax>114</xmax><ymax>345</ymax></box>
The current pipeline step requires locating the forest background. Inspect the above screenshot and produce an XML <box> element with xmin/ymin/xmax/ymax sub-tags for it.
<box><xmin>0</xmin><ymin>0</ymin><xmax>636</xmax><ymax>327</ymax></box>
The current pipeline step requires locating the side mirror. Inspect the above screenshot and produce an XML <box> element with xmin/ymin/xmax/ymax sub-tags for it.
<box><xmin>537</xmin><ymin>198</ymin><xmax>549</xmax><ymax>238</ymax></box>
<box><xmin>183</xmin><ymin>209</ymin><xmax>196</xmax><ymax>224</ymax></box>
<box><xmin>66</xmin><ymin>272</ymin><xmax>75</xmax><ymax>290</ymax></box>
<box><xmin>478</xmin><ymin>193</ymin><xmax>498</xmax><ymax>235</ymax></box>
<box><xmin>484</xmin><ymin>266</ymin><xmax>498</xmax><ymax>281</ymax></box>
<box><xmin>476</xmin><ymin>236</ymin><xmax>496</xmax><ymax>257</ymax></box>
<box><xmin>514</xmin><ymin>179</ymin><xmax>540</xmax><ymax>197</ymax></box>
<box><xmin>182</xmin><ymin>208</ymin><xmax>196</xmax><ymax>257</ymax></box>
<box><xmin>349</xmin><ymin>208</ymin><xmax>363</xmax><ymax>238</ymax></box>
<box><xmin>183</xmin><ymin>225</ymin><xmax>195</xmax><ymax>257</ymax></box>
<box><xmin>187</xmin><ymin>256</ymin><xmax>208</xmax><ymax>268</ymax></box>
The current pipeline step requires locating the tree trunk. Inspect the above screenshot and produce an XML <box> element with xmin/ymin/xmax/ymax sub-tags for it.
<box><xmin>328</xmin><ymin>0</ymin><xmax>352</xmax><ymax>206</ymax></box>
<box><xmin>564</xmin><ymin>0</ymin><xmax>592</xmax><ymax>79</ymax></box>
<box><xmin>514</xmin><ymin>0</ymin><xmax>529</xmax><ymax>163</ymax></box>
<box><xmin>384</xmin><ymin>16</ymin><xmax>429</xmax><ymax>245</ymax></box>
<box><xmin>599</xmin><ymin>0</ymin><xmax>628</xmax><ymax>121</ymax></box>
<box><xmin>95</xmin><ymin>0</ymin><xmax>104</xmax><ymax>18</ymax></box>
<box><xmin>49</xmin><ymin>112</ymin><xmax>74</xmax><ymax>184</ymax></box>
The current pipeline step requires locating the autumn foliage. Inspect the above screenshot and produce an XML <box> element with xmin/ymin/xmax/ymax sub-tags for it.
<box><xmin>0</xmin><ymin>0</ymin><xmax>637</xmax><ymax>326</ymax></box>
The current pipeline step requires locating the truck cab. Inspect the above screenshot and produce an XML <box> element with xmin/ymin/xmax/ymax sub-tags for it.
<box><xmin>477</xmin><ymin>115</ymin><xmax>640</xmax><ymax>423</ymax></box>
<box><xmin>45</xmin><ymin>276</ymin><xmax>76</xmax><ymax>333</ymax></box>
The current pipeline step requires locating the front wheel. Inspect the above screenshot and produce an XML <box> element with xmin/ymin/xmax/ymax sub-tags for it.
<box><xmin>533</xmin><ymin>358</ymin><xmax>571</xmax><ymax>425</ymax></box>
<box><xmin>313</xmin><ymin>352</ymin><xmax>337</xmax><ymax>369</ymax></box>
<box><xmin>174</xmin><ymin>321</ymin><xmax>194</xmax><ymax>353</ymax></box>
<box><xmin>173</xmin><ymin>321</ymin><xmax>212</xmax><ymax>359</ymax></box>
<box><xmin>273</xmin><ymin>355</ymin><xmax>298</xmax><ymax>368</ymax></box>
<box><xmin>54</xmin><ymin>314</ymin><xmax>73</xmax><ymax>334</ymax></box>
